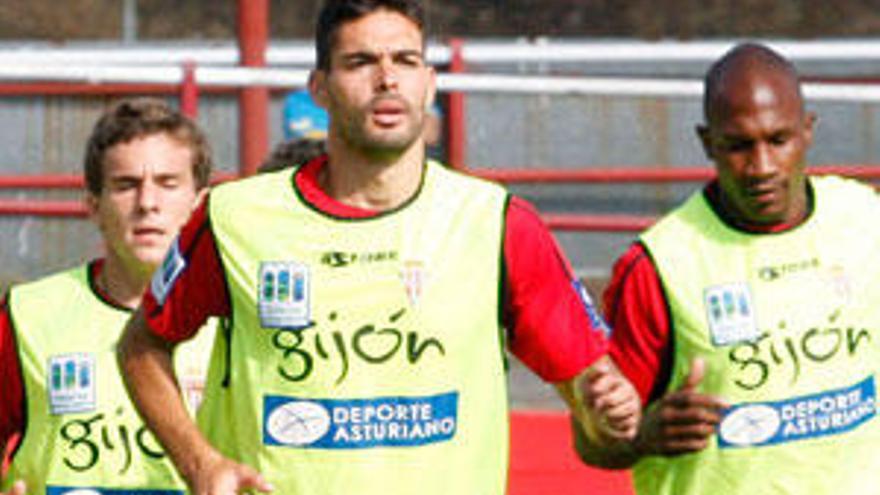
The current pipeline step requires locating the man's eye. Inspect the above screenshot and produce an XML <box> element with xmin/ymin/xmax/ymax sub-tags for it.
<box><xmin>112</xmin><ymin>180</ymin><xmax>138</xmax><ymax>191</ymax></box>
<box><xmin>159</xmin><ymin>178</ymin><xmax>181</xmax><ymax>189</ymax></box>
<box><xmin>723</xmin><ymin>140</ymin><xmax>751</xmax><ymax>152</ymax></box>
<box><xmin>346</xmin><ymin>57</ymin><xmax>372</xmax><ymax>68</ymax></box>
<box><xmin>397</xmin><ymin>56</ymin><xmax>421</xmax><ymax>67</ymax></box>
<box><xmin>770</xmin><ymin>134</ymin><xmax>790</xmax><ymax>146</ymax></box>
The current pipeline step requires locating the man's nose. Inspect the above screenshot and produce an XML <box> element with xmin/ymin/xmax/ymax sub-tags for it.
<box><xmin>748</xmin><ymin>142</ymin><xmax>777</xmax><ymax>177</ymax></box>
<box><xmin>137</xmin><ymin>182</ymin><xmax>160</xmax><ymax>212</ymax></box>
<box><xmin>376</xmin><ymin>57</ymin><xmax>399</xmax><ymax>91</ymax></box>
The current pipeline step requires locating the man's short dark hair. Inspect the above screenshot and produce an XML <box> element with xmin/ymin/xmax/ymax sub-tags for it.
<box><xmin>84</xmin><ymin>98</ymin><xmax>212</xmax><ymax>195</ymax></box>
<box><xmin>316</xmin><ymin>0</ymin><xmax>426</xmax><ymax>71</ymax></box>
<box><xmin>258</xmin><ymin>138</ymin><xmax>327</xmax><ymax>174</ymax></box>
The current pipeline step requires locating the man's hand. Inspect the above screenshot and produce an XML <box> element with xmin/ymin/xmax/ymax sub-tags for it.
<box><xmin>635</xmin><ymin>358</ymin><xmax>728</xmax><ymax>456</ymax></box>
<box><xmin>578</xmin><ymin>357</ymin><xmax>642</xmax><ymax>443</ymax></box>
<box><xmin>188</xmin><ymin>452</ymin><xmax>274</xmax><ymax>495</ymax></box>
<box><xmin>1</xmin><ymin>481</ymin><xmax>25</xmax><ymax>495</ymax></box>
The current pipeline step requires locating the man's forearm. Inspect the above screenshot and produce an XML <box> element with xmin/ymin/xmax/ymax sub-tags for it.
<box><xmin>117</xmin><ymin>308</ymin><xmax>218</xmax><ymax>483</ymax></box>
<box><xmin>570</xmin><ymin>415</ymin><xmax>641</xmax><ymax>469</ymax></box>
<box><xmin>555</xmin><ymin>355</ymin><xmax>643</xmax><ymax>469</ymax></box>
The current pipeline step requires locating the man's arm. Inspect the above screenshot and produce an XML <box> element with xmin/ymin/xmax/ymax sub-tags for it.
<box><xmin>0</xmin><ymin>298</ymin><xmax>25</xmax><ymax>489</ymax></box>
<box><xmin>571</xmin><ymin>358</ymin><xmax>727</xmax><ymax>468</ymax></box>
<box><xmin>500</xmin><ymin>198</ymin><xmax>640</xmax><ymax>447</ymax></box>
<box><xmin>555</xmin><ymin>355</ymin><xmax>641</xmax><ymax>447</ymax></box>
<box><xmin>120</xmin><ymin>201</ymin><xmax>273</xmax><ymax>494</ymax></box>
<box><xmin>0</xmin><ymin>480</ymin><xmax>25</xmax><ymax>495</ymax></box>
<box><xmin>572</xmin><ymin>244</ymin><xmax>726</xmax><ymax>468</ymax></box>
<box><xmin>118</xmin><ymin>309</ymin><xmax>273</xmax><ymax>495</ymax></box>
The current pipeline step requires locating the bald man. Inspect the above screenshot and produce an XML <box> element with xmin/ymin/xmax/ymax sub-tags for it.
<box><xmin>575</xmin><ymin>42</ymin><xmax>880</xmax><ymax>494</ymax></box>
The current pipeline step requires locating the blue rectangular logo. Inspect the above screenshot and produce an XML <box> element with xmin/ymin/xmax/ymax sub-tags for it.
<box><xmin>46</xmin><ymin>488</ymin><xmax>182</xmax><ymax>495</ymax></box>
<box><xmin>263</xmin><ymin>392</ymin><xmax>458</xmax><ymax>449</ymax></box>
<box><xmin>571</xmin><ymin>280</ymin><xmax>610</xmax><ymax>337</ymax></box>
<box><xmin>718</xmin><ymin>376</ymin><xmax>876</xmax><ymax>449</ymax></box>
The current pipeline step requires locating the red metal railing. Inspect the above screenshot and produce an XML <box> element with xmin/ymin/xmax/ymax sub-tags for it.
<box><xmin>447</xmin><ymin>39</ymin><xmax>467</xmax><ymax>170</ymax></box>
<box><xmin>0</xmin><ymin>199</ymin><xmax>87</xmax><ymax>217</ymax></box>
<box><xmin>470</xmin><ymin>164</ymin><xmax>880</xmax><ymax>183</ymax></box>
<box><xmin>3</xmin><ymin>166</ymin><xmax>877</xmax><ymax>228</ymax></box>
<box><xmin>237</xmin><ymin>0</ymin><xmax>270</xmax><ymax>176</ymax></box>
<box><xmin>180</xmin><ymin>62</ymin><xmax>199</xmax><ymax>118</ymax></box>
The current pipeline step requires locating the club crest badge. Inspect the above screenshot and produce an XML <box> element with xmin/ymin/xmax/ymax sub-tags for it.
<box><xmin>400</xmin><ymin>260</ymin><xmax>427</xmax><ymax>306</ymax></box>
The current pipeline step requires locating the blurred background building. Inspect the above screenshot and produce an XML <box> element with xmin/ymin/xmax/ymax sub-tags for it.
<box><xmin>3</xmin><ymin>0</ymin><xmax>880</xmax><ymax>40</ymax></box>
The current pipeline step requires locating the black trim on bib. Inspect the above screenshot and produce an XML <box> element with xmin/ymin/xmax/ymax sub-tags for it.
<box><xmin>291</xmin><ymin>157</ymin><xmax>430</xmax><ymax>222</ymax></box>
<box><xmin>497</xmin><ymin>193</ymin><xmax>512</xmax><ymax>373</ymax></box>
<box><xmin>702</xmin><ymin>178</ymin><xmax>816</xmax><ymax>236</ymax></box>
<box><xmin>638</xmin><ymin>242</ymin><xmax>676</xmax><ymax>404</ymax></box>
<box><xmin>87</xmin><ymin>261</ymin><xmax>134</xmax><ymax>313</ymax></box>
<box><xmin>204</xmin><ymin>194</ymin><xmax>235</xmax><ymax>388</ymax></box>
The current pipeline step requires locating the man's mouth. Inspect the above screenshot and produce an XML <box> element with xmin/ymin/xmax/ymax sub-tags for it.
<box><xmin>746</xmin><ymin>183</ymin><xmax>781</xmax><ymax>204</ymax></box>
<box><xmin>370</xmin><ymin>99</ymin><xmax>407</xmax><ymax>127</ymax></box>
<box><xmin>132</xmin><ymin>227</ymin><xmax>165</xmax><ymax>240</ymax></box>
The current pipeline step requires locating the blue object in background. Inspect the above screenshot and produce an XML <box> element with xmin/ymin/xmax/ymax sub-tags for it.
<box><xmin>283</xmin><ymin>89</ymin><xmax>329</xmax><ymax>140</ymax></box>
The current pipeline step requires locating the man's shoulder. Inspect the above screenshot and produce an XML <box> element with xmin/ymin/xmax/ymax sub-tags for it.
<box><xmin>812</xmin><ymin>174</ymin><xmax>878</xmax><ymax>198</ymax></box>
<box><xmin>8</xmin><ymin>264</ymin><xmax>88</xmax><ymax>297</ymax></box>
<box><xmin>5</xmin><ymin>264</ymin><xmax>92</xmax><ymax>324</ymax></box>
<box><xmin>207</xmin><ymin>170</ymin><xmax>296</xmax><ymax>223</ymax></box>
<box><xmin>427</xmin><ymin>162</ymin><xmax>510</xmax><ymax>220</ymax></box>
<box><xmin>428</xmin><ymin>160</ymin><xmax>507</xmax><ymax>194</ymax></box>
<box><xmin>641</xmin><ymin>189</ymin><xmax>707</xmax><ymax>238</ymax></box>
<box><xmin>811</xmin><ymin>174</ymin><xmax>880</xmax><ymax>220</ymax></box>
<box><xmin>212</xmin><ymin>169</ymin><xmax>288</xmax><ymax>197</ymax></box>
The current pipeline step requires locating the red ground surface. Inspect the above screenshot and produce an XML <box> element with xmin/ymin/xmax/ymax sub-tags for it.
<box><xmin>509</xmin><ymin>410</ymin><xmax>634</xmax><ymax>495</ymax></box>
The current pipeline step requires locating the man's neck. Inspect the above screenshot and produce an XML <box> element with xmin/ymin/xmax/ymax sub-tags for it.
<box><xmin>705</xmin><ymin>180</ymin><xmax>812</xmax><ymax>234</ymax></box>
<box><xmin>97</xmin><ymin>253</ymin><xmax>152</xmax><ymax>309</ymax></box>
<box><xmin>321</xmin><ymin>138</ymin><xmax>426</xmax><ymax>211</ymax></box>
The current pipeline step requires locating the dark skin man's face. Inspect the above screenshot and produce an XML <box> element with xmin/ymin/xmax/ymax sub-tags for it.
<box><xmin>698</xmin><ymin>67</ymin><xmax>815</xmax><ymax>227</ymax></box>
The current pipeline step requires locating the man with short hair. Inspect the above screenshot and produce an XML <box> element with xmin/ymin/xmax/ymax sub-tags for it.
<box><xmin>118</xmin><ymin>1</ymin><xmax>640</xmax><ymax>494</ymax></box>
<box><xmin>576</xmin><ymin>42</ymin><xmax>880</xmax><ymax>494</ymax></box>
<box><xmin>0</xmin><ymin>98</ymin><xmax>216</xmax><ymax>494</ymax></box>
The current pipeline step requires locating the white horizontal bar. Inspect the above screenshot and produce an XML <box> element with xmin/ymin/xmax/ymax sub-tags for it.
<box><xmin>0</xmin><ymin>65</ymin><xmax>310</xmax><ymax>86</ymax></box>
<box><xmin>0</xmin><ymin>44</ymin><xmax>240</xmax><ymax>66</ymax></box>
<box><xmin>0</xmin><ymin>64</ymin><xmax>877</xmax><ymax>102</ymax></box>
<box><xmin>0</xmin><ymin>43</ymin><xmax>444</xmax><ymax>66</ymax></box>
<box><xmin>435</xmin><ymin>73</ymin><xmax>704</xmax><ymax>97</ymax></box>
<box><xmin>0</xmin><ymin>39</ymin><xmax>879</xmax><ymax>67</ymax></box>
<box><xmin>459</xmin><ymin>39</ymin><xmax>880</xmax><ymax>64</ymax></box>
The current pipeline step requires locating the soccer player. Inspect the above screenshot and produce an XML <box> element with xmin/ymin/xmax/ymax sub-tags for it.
<box><xmin>576</xmin><ymin>42</ymin><xmax>880</xmax><ymax>494</ymax></box>
<box><xmin>117</xmin><ymin>1</ymin><xmax>640</xmax><ymax>494</ymax></box>
<box><xmin>0</xmin><ymin>98</ymin><xmax>216</xmax><ymax>494</ymax></box>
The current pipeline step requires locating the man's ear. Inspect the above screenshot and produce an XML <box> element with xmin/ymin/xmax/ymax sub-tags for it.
<box><xmin>192</xmin><ymin>187</ymin><xmax>208</xmax><ymax>211</ymax></box>
<box><xmin>803</xmin><ymin>111</ymin><xmax>817</xmax><ymax>148</ymax></box>
<box><xmin>309</xmin><ymin>70</ymin><xmax>329</xmax><ymax>109</ymax></box>
<box><xmin>424</xmin><ymin>65</ymin><xmax>437</xmax><ymax>111</ymax></box>
<box><xmin>85</xmin><ymin>192</ymin><xmax>101</xmax><ymax>227</ymax></box>
<box><xmin>696</xmin><ymin>125</ymin><xmax>714</xmax><ymax>161</ymax></box>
